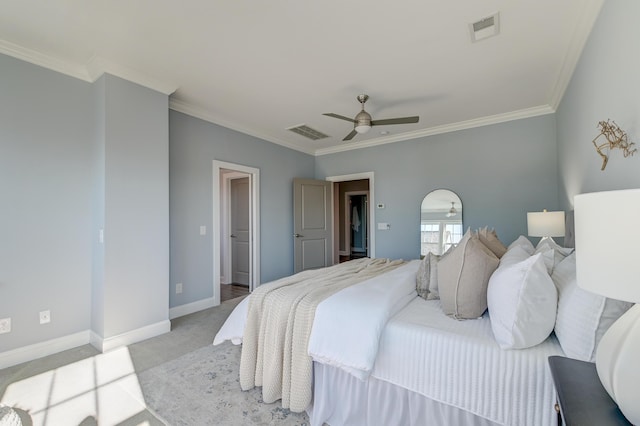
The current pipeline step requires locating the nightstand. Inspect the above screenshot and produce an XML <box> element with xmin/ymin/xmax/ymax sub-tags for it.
<box><xmin>548</xmin><ymin>356</ymin><xmax>632</xmax><ymax>425</ymax></box>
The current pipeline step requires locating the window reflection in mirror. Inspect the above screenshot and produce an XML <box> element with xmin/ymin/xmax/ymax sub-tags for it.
<box><xmin>420</xmin><ymin>189</ymin><xmax>463</xmax><ymax>256</ymax></box>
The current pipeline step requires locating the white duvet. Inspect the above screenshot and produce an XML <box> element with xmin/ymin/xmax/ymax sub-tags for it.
<box><xmin>214</xmin><ymin>259</ymin><xmax>421</xmax><ymax>381</ymax></box>
<box><xmin>307</xmin><ymin>260</ymin><xmax>420</xmax><ymax>380</ymax></box>
<box><xmin>213</xmin><ymin>295</ymin><xmax>249</xmax><ymax>345</ymax></box>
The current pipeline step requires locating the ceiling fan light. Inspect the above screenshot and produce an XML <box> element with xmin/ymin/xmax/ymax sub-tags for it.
<box><xmin>446</xmin><ymin>202</ymin><xmax>457</xmax><ymax>217</ymax></box>
<box><xmin>354</xmin><ymin>110</ymin><xmax>372</xmax><ymax>134</ymax></box>
<box><xmin>355</xmin><ymin>124</ymin><xmax>371</xmax><ymax>134</ymax></box>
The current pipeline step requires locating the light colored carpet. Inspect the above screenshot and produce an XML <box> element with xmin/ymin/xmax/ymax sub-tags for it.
<box><xmin>0</xmin><ymin>296</ymin><xmax>310</xmax><ymax>425</ymax></box>
<box><xmin>139</xmin><ymin>342</ymin><xmax>309</xmax><ymax>425</ymax></box>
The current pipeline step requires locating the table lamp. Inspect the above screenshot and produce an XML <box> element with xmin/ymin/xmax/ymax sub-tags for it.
<box><xmin>527</xmin><ymin>209</ymin><xmax>565</xmax><ymax>243</ymax></box>
<box><xmin>574</xmin><ymin>189</ymin><xmax>640</xmax><ymax>424</ymax></box>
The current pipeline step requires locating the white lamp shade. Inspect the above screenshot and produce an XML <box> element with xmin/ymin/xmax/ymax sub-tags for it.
<box><xmin>574</xmin><ymin>189</ymin><xmax>640</xmax><ymax>303</ymax></box>
<box><xmin>574</xmin><ymin>188</ymin><xmax>640</xmax><ymax>425</ymax></box>
<box><xmin>527</xmin><ymin>210</ymin><xmax>565</xmax><ymax>237</ymax></box>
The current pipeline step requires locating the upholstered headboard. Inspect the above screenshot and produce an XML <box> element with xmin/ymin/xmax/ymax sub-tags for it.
<box><xmin>564</xmin><ymin>210</ymin><xmax>575</xmax><ymax>248</ymax></box>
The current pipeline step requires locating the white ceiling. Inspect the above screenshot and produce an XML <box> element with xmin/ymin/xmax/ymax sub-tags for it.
<box><xmin>0</xmin><ymin>0</ymin><xmax>604</xmax><ymax>155</ymax></box>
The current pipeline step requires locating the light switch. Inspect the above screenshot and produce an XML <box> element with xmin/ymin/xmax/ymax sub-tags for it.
<box><xmin>377</xmin><ymin>223</ymin><xmax>390</xmax><ymax>230</ymax></box>
<box><xmin>199</xmin><ymin>226</ymin><xmax>206</xmax><ymax>236</ymax></box>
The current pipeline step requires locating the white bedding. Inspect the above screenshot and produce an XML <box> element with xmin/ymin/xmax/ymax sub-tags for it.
<box><xmin>370</xmin><ymin>298</ymin><xmax>564</xmax><ymax>426</ymax></box>
<box><xmin>307</xmin><ymin>260</ymin><xmax>420</xmax><ymax>380</ymax></box>
<box><xmin>213</xmin><ymin>260</ymin><xmax>564</xmax><ymax>426</ymax></box>
<box><xmin>213</xmin><ymin>295</ymin><xmax>248</xmax><ymax>346</ymax></box>
<box><xmin>310</xmin><ymin>363</ymin><xmax>500</xmax><ymax>426</ymax></box>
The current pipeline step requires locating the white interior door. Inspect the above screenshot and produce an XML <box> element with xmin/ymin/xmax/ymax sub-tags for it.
<box><xmin>231</xmin><ymin>177</ymin><xmax>250</xmax><ymax>285</ymax></box>
<box><xmin>293</xmin><ymin>178</ymin><xmax>333</xmax><ymax>273</ymax></box>
<box><xmin>213</xmin><ymin>160</ymin><xmax>260</xmax><ymax>306</ymax></box>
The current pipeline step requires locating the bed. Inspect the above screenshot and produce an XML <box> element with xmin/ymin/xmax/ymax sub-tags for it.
<box><xmin>214</xmin><ymin>228</ymin><xmax>632</xmax><ymax>426</ymax></box>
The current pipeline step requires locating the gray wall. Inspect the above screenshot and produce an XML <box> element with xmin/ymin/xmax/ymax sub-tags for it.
<box><xmin>316</xmin><ymin>114</ymin><xmax>560</xmax><ymax>260</ymax></box>
<box><xmin>92</xmin><ymin>77</ymin><xmax>107</xmax><ymax>337</ymax></box>
<box><xmin>100</xmin><ymin>75</ymin><xmax>169</xmax><ymax>338</ymax></box>
<box><xmin>0</xmin><ymin>55</ymin><xmax>170</xmax><ymax>355</ymax></box>
<box><xmin>169</xmin><ymin>111</ymin><xmax>315</xmax><ymax>308</ymax></box>
<box><xmin>557</xmin><ymin>0</ymin><xmax>640</xmax><ymax>207</ymax></box>
<box><xmin>0</xmin><ymin>54</ymin><xmax>94</xmax><ymax>351</ymax></box>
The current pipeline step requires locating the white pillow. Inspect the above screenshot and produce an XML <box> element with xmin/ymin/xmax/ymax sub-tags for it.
<box><xmin>535</xmin><ymin>237</ymin><xmax>573</xmax><ymax>254</ymax></box>
<box><xmin>499</xmin><ymin>245</ymin><xmax>530</xmax><ymax>268</ymax></box>
<box><xmin>551</xmin><ymin>253</ymin><xmax>633</xmax><ymax>362</ymax></box>
<box><xmin>507</xmin><ymin>235</ymin><xmax>535</xmax><ymax>255</ymax></box>
<box><xmin>534</xmin><ymin>238</ymin><xmax>574</xmax><ymax>274</ymax></box>
<box><xmin>487</xmin><ymin>253</ymin><xmax>557</xmax><ymax>349</ymax></box>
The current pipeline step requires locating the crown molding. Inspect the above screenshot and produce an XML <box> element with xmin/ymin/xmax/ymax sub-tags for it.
<box><xmin>0</xmin><ymin>39</ymin><xmax>91</xmax><ymax>81</ymax></box>
<box><xmin>170</xmin><ymin>99</ymin><xmax>555</xmax><ymax>157</ymax></box>
<box><xmin>0</xmin><ymin>39</ymin><xmax>177</xmax><ymax>95</ymax></box>
<box><xmin>86</xmin><ymin>55</ymin><xmax>177</xmax><ymax>95</ymax></box>
<box><xmin>169</xmin><ymin>98</ymin><xmax>316</xmax><ymax>156</ymax></box>
<box><xmin>548</xmin><ymin>0</ymin><xmax>605</xmax><ymax>110</ymax></box>
<box><xmin>314</xmin><ymin>104</ymin><xmax>555</xmax><ymax>156</ymax></box>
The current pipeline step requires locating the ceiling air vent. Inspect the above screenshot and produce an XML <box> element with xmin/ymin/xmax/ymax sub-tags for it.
<box><xmin>287</xmin><ymin>124</ymin><xmax>329</xmax><ymax>141</ymax></box>
<box><xmin>469</xmin><ymin>12</ymin><xmax>500</xmax><ymax>42</ymax></box>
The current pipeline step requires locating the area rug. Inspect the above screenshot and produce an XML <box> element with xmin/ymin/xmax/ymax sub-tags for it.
<box><xmin>138</xmin><ymin>342</ymin><xmax>310</xmax><ymax>426</ymax></box>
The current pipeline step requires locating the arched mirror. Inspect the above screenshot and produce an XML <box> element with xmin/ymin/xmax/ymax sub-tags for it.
<box><xmin>420</xmin><ymin>189</ymin><xmax>463</xmax><ymax>256</ymax></box>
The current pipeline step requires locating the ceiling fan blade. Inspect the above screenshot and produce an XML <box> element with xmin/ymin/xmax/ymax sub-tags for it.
<box><xmin>343</xmin><ymin>129</ymin><xmax>358</xmax><ymax>141</ymax></box>
<box><xmin>371</xmin><ymin>116</ymin><xmax>420</xmax><ymax>126</ymax></box>
<box><xmin>323</xmin><ymin>113</ymin><xmax>356</xmax><ymax>123</ymax></box>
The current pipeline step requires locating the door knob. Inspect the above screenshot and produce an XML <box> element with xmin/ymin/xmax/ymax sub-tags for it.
<box><xmin>293</xmin><ymin>233</ymin><xmax>303</xmax><ymax>238</ymax></box>
<box><xmin>230</xmin><ymin>234</ymin><xmax>237</xmax><ymax>238</ymax></box>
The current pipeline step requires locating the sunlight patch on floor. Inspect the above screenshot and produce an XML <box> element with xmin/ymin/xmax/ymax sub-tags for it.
<box><xmin>1</xmin><ymin>347</ymin><xmax>151</xmax><ymax>425</ymax></box>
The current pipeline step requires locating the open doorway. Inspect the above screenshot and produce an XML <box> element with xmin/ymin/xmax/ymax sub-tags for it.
<box><xmin>326</xmin><ymin>172</ymin><xmax>374</xmax><ymax>264</ymax></box>
<box><xmin>346</xmin><ymin>191</ymin><xmax>368</xmax><ymax>260</ymax></box>
<box><xmin>213</xmin><ymin>160</ymin><xmax>260</xmax><ymax>306</ymax></box>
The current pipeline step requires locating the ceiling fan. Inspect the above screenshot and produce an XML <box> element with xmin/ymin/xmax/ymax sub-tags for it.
<box><xmin>323</xmin><ymin>94</ymin><xmax>420</xmax><ymax>141</ymax></box>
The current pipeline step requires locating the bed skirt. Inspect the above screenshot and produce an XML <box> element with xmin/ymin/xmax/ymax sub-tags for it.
<box><xmin>308</xmin><ymin>363</ymin><xmax>503</xmax><ymax>426</ymax></box>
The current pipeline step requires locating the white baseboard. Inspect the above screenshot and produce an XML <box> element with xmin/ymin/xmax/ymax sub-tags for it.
<box><xmin>0</xmin><ymin>319</ymin><xmax>172</xmax><ymax>369</ymax></box>
<box><xmin>169</xmin><ymin>297</ymin><xmax>216</xmax><ymax>320</ymax></box>
<box><xmin>91</xmin><ymin>320</ymin><xmax>171</xmax><ymax>353</ymax></box>
<box><xmin>0</xmin><ymin>330</ymin><xmax>90</xmax><ymax>370</ymax></box>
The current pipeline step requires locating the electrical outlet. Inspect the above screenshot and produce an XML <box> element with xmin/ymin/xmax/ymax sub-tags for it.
<box><xmin>39</xmin><ymin>310</ymin><xmax>51</xmax><ymax>324</ymax></box>
<box><xmin>176</xmin><ymin>283</ymin><xmax>183</xmax><ymax>294</ymax></box>
<box><xmin>0</xmin><ymin>318</ymin><xmax>11</xmax><ymax>334</ymax></box>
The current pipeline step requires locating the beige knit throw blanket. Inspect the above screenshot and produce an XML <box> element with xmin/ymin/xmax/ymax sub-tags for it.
<box><xmin>239</xmin><ymin>257</ymin><xmax>406</xmax><ymax>412</ymax></box>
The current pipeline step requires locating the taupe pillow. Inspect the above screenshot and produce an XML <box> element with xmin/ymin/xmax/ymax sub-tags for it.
<box><xmin>427</xmin><ymin>252</ymin><xmax>446</xmax><ymax>300</ymax></box>
<box><xmin>416</xmin><ymin>255</ymin><xmax>430</xmax><ymax>299</ymax></box>
<box><xmin>416</xmin><ymin>252</ymin><xmax>444</xmax><ymax>300</ymax></box>
<box><xmin>477</xmin><ymin>227</ymin><xmax>507</xmax><ymax>259</ymax></box>
<box><xmin>438</xmin><ymin>232</ymin><xmax>499</xmax><ymax>319</ymax></box>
